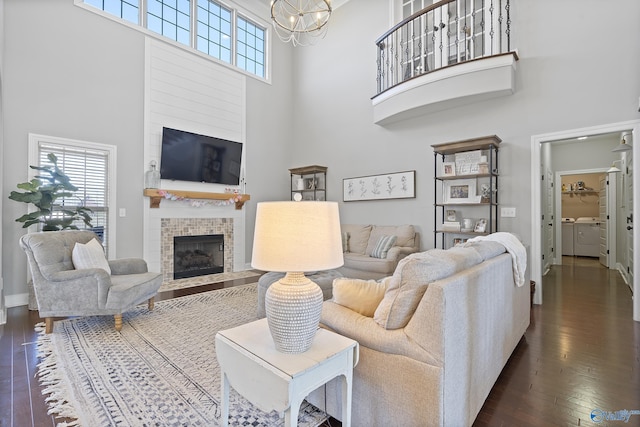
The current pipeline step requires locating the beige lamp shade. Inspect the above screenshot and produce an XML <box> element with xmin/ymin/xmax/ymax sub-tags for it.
<box><xmin>251</xmin><ymin>201</ymin><xmax>344</xmax><ymax>272</ymax></box>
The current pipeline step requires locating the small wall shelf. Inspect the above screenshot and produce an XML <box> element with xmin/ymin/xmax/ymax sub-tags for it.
<box><xmin>143</xmin><ymin>189</ymin><xmax>250</xmax><ymax>210</ymax></box>
<box><xmin>290</xmin><ymin>165</ymin><xmax>327</xmax><ymax>201</ymax></box>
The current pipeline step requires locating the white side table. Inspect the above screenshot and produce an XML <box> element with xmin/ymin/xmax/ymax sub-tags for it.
<box><xmin>216</xmin><ymin>318</ymin><xmax>359</xmax><ymax>427</ymax></box>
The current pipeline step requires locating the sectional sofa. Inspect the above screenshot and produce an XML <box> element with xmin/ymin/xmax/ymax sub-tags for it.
<box><xmin>308</xmin><ymin>236</ymin><xmax>530</xmax><ymax>426</ymax></box>
<box><xmin>339</xmin><ymin>224</ymin><xmax>420</xmax><ymax>280</ymax></box>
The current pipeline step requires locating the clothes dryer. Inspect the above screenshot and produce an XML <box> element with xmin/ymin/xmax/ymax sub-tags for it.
<box><xmin>561</xmin><ymin>218</ymin><xmax>575</xmax><ymax>256</ymax></box>
<box><xmin>574</xmin><ymin>217</ymin><xmax>600</xmax><ymax>257</ymax></box>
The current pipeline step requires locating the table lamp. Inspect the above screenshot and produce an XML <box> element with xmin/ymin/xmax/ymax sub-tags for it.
<box><xmin>251</xmin><ymin>201</ymin><xmax>343</xmax><ymax>353</ymax></box>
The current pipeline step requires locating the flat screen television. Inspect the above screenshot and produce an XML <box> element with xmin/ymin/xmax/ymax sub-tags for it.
<box><xmin>160</xmin><ymin>127</ymin><xmax>243</xmax><ymax>186</ymax></box>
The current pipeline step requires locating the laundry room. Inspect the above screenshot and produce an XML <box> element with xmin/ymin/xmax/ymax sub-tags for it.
<box><xmin>561</xmin><ymin>173</ymin><xmax>603</xmax><ymax>258</ymax></box>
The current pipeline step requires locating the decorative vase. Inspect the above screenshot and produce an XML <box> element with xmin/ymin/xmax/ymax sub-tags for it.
<box><xmin>265</xmin><ymin>272</ymin><xmax>323</xmax><ymax>353</ymax></box>
<box><xmin>145</xmin><ymin>161</ymin><xmax>160</xmax><ymax>188</ymax></box>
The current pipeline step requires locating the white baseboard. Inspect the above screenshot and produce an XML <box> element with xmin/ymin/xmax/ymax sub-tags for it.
<box><xmin>6</xmin><ymin>293</ymin><xmax>29</xmax><ymax>308</ymax></box>
<box><xmin>616</xmin><ymin>262</ymin><xmax>632</xmax><ymax>290</ymax></box>
<box><xmin>0</xmin><ymin>278</ymin><xmax>5</xmax><ymax>324</ymax></box>
<box><xmin>0</xmin><ymin>294</ymin><xmax>5</xmax><ymax>325</ymax></box>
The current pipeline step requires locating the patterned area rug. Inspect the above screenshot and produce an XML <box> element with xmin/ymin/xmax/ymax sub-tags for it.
<box><xmin>36</xmin><ymin>283</ymin><xmax>327</xmax><ymax>427</ymax></box>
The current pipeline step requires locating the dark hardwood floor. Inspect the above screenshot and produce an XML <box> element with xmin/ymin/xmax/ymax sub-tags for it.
<box><xmin>1</xmin><ymin>258</ymin><xmax>639</xmax><ymax>427</ymax></box>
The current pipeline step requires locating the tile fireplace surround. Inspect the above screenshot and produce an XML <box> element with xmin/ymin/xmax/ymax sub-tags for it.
<box><xmin>160</xmin><ymin>218</ymin><xmax>233</xmax><ymax>283</ymax></box>
<box><xmin>143</xmin><ymin>201</ymin><xmax>246</xmax><ymax>283</ymax></box>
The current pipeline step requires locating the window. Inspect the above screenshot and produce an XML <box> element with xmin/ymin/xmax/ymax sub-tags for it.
<box><xmin>236</xmin><ymin>16</ymin><xmax>265</xmax><ymax>78</ymax></box>
<box><xmin>196</xmin><ymin>0</ymin><xmax>232</xmax><ymax>63</ymax></box>
<box><xmin>79</xmin><ymin>0</ymin><xmax>267</xmax><ymax>80</ymax></box>
<box><xmin>84</xmin><ymin>0</ymin><xmax>139</xmax><ymax>24</ymax></box>
<box><xmin>29</xmin><ymin>134</ymin><xmax>117</xmax><ymax>257</ymax></box>
<box><xmin>147</xmin><ymin>0</ymin><xmax>190</xmax><ymax>46</ymax></box>
<box><xmin>402</xmin><ymin>0</ymin><xmax>431</xmax><ymax>19</ymax></box>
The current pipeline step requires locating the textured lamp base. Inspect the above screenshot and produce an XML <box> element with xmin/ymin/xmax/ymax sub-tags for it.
<box><xmin>265</xmin><ymin>272</ymin><xmax>323</xmax><ymax>353</ymax></box>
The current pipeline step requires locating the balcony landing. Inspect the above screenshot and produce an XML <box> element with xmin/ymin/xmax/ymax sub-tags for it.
<box><xmin>372</xmin><ymin>52</ymin><xmax>519</xmax><ymax>125</ymax></box>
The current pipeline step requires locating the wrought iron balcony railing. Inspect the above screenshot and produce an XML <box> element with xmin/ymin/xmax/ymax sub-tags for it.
<box><xmin>375</xmin><ymin>0</ymin><xmax>512</xmax><ymax>96</ymax></box>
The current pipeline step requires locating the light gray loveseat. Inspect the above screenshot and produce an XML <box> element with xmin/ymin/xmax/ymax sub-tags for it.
<box><xmin>339</xmin><ymin>224</ymin><xmax>420</xmax><ymax>280</ymax></box>
<box><xmin>308</xmin><ymin>237</ymin><xmax>530</xmax><ymax>427</ymax></box>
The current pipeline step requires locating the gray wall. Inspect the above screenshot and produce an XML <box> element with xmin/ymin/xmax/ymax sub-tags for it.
<box><xmin>0</xmin><ymin>0</ymin><xmax>5</xmax><ymax>321</ymax></box>
<box><xmin>1</xmin><ymin>0</ymin><xmax>294</xmax><ymax>301</ymax></box>
<box><xmin>3</xmin><ymin>0</ymin><xmax>145</xmax><ymax>300</ymax></box>
<box><xmin>2</xmin><ymin>0</ymin><xmax>640</xmax><ymax>302</ymax></box>
<box><xmin>289</xmin><ymin>0</ymin><xmax>640</xmax><ymax>250</ymax></box>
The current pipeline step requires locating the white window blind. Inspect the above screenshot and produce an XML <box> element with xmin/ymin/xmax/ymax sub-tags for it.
<box><xmin>37</xmin><ymin>142</ymin><xmax>111</xmax><ymax>254</ymax></box>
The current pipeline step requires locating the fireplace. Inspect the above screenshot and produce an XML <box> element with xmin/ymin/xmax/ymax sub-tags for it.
<box><xmin>173</xmin><ymin>234</ymin><xmax>224</xmax><ymax>279</ymax></box>
<box><xmin>158</xmin><ymin>217</ymin><xmax>234</xmax><ymax>283</ymax></box>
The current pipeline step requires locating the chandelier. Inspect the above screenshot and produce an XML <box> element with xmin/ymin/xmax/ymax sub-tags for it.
<box><xmin>271</xmin><ymin>0</ymin><xmax>332</xmax><ymax>47</ymax></box>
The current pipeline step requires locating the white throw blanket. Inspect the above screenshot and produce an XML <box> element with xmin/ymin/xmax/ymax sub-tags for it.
<box><xmin>468</xmin><ymin>232</ymin><xmax>527</xmax><ymax>287</ymax></box>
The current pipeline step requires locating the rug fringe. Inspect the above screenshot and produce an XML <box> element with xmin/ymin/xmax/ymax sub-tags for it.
<box><xmin>36</xmin><ymin>326</ymin><xmax>81</xmax><ymax>427</ymax></box>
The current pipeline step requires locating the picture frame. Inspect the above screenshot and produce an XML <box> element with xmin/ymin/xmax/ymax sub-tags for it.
<box><xmin>442</xmin><ymin>162</ymin><xmax>456</xmax><ymax>177</ymax></box>
<box><xmin>446</xmin><ymin>209</ymin><xmax>457</xmax><ymax>222</ymax></box>
<box><xmin>453</xmin><ymin>237</ymin><xmax>468</xmax><ymax>246</ymax></box>
<box><xmin>474</xmin><ymin>218</ymin><xmax>487</xmax><ymax>233</ymax></box>
<box><xmin>442</xmin><ymin>179</ymin><xmax>477</xmax><ymax>204</ymax></box>
<box><xmin>343</xmin><ymin>170</ymin><xmax>416</xmax><ymax>202</ymax></box>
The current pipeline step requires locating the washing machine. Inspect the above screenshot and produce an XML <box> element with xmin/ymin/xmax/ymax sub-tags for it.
<box><xmin>574</xmin><ymin>217</ymin><xmax>600</xmax><ymax>257</ymax></box>
<box><xmin>561</xmin><ymin>218</ymin><xmax>575</xmax><ymax>256</ymax></box>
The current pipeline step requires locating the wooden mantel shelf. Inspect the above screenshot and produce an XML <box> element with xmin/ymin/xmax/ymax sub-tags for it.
<box><xmin>143</xmin><ymin>189</ymin><xmax>250</xmax><ymax>210</ymax></box>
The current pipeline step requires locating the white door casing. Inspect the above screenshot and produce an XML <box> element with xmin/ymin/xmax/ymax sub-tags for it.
<box><xmin>543</xmin><ymin>169</ymin><xmax>554</xmax><ymax>273</ymax></box>
<box><xmin>531</xmin><ymin>119</ymin><xmax>640</xmax><ymax>322</ymax></box>
<box><xmin>626</xmin><ymin>147</ymin><xmax>634</xmax><ymax>290</ymax></box>
<box><xmin>599</xmin><ymin>175</ymin><xmax>608</xmax><ymax>267</ymax></box>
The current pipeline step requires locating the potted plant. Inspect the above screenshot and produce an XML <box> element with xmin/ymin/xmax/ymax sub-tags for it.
<box><xmin>9</xmin><ymin>153</ymin><xmax>93</xmax><ymax>231</ymax></box>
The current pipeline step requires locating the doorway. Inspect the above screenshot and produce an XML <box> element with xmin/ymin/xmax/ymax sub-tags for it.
<box><xmin>554</xmin><ymin>169</ymin><xmax>613</xmax><ymax>267</ymax></box>
<box><xmin>530</xmin><ymin>120</ymin><xmax>640</xmax><ymax>322</ymax></box>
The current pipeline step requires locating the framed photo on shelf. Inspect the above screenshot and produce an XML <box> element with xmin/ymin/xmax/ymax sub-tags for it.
<box><xmin>442</xmin><ymin>179</ymin><xmax>477</xmax><ymax>204</ymax></box>
<box><xmin>446</xmin><ymin>209</ymin><xmax>457</xmax><ymax>222</ymax></box>
<box><xmin>453</xmin><ymin>237</ymin><xmax>468</xmax><ymax>246</ymax></box>
<box><xmin>442</xmin><ymin>162</ymin><xmax>456</xmax><ymax>177</ymax></box>
<box><xmin>474</xmin><ymin>218</ymin><xmax>487</xmax><ymax>233</ymax></box>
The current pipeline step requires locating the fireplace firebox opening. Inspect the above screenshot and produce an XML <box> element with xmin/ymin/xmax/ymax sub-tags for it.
<box><xmin>173</xmin><ymin>234</ymin><xmax>224</xmax><ymax>279</ymax></box>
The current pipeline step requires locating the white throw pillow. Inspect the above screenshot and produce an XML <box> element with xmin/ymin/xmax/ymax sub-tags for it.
<box><xmin>332</xmin><ymin>277</ymin><xmax>389</xmax><ymax>317</ymax></box>
<box><xmin>72</xmin><ymin>238</ymin><xmax>111</xmax><ymax>274</ymax></box>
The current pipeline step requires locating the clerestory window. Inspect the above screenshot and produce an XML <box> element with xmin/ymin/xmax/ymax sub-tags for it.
<box><xmin>77</xmin><ymin>0</ymin><xmax>267</xmax><ymax>80</ymax></box>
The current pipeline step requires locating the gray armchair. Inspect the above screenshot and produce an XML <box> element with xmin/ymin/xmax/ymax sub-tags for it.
<box><xmin>20</xmin><ymin>230</ymin><xmax>163</xmax><ymax>334</ymax></box>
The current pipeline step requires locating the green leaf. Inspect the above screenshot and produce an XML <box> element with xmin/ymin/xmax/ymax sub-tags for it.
<box><xmin>15</xmin><ymin>179</ymin><xmax>42</xmax><ymax>191</ymax></box>
<box><xmin>23</xmin><ymin>219</ymin><xmax>43</xmax><ymax>228</ymax></box>
<box><xmin>9</xmin><ymin>152</ymin><xmax>93</xmax><ymax>230</ymax></box>
<box><xmin>9</xmin><ymin>191</ymin><xmax>43</xmax><ymax>204</ymax></box>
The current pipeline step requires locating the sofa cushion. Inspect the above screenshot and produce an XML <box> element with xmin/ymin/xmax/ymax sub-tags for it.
<box><xmin>343</xmin><ymin>253</ymin><xmax>397</xmax><ymax>275</ymax></box>
<box><xmin>370</xmin><ymin>235</ymin><xmax>397</xmax><ymax>259</ymax></box>
<box><xmin>341</xmin><ymin>224</ymin><xmax>372</xmax><ymax>254</ymax></box>
<box><xmin>365</xmin><ymin>225</ymin><xmax>415</xmax><ymax>255</ymax></box>
<box><xmin>374</xmin><ymin>247</ymin><xmax>483</xmax><ymax>329</ymax></box>
<box><xmin>332</xmin><ymin>277</ymin><xmax>390</xmax><ymax>317</ymax></box>
<box><xmin>72</xmin><ymin>238</ymin><xmax>111</xmax><ymax>275</ymax></box>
